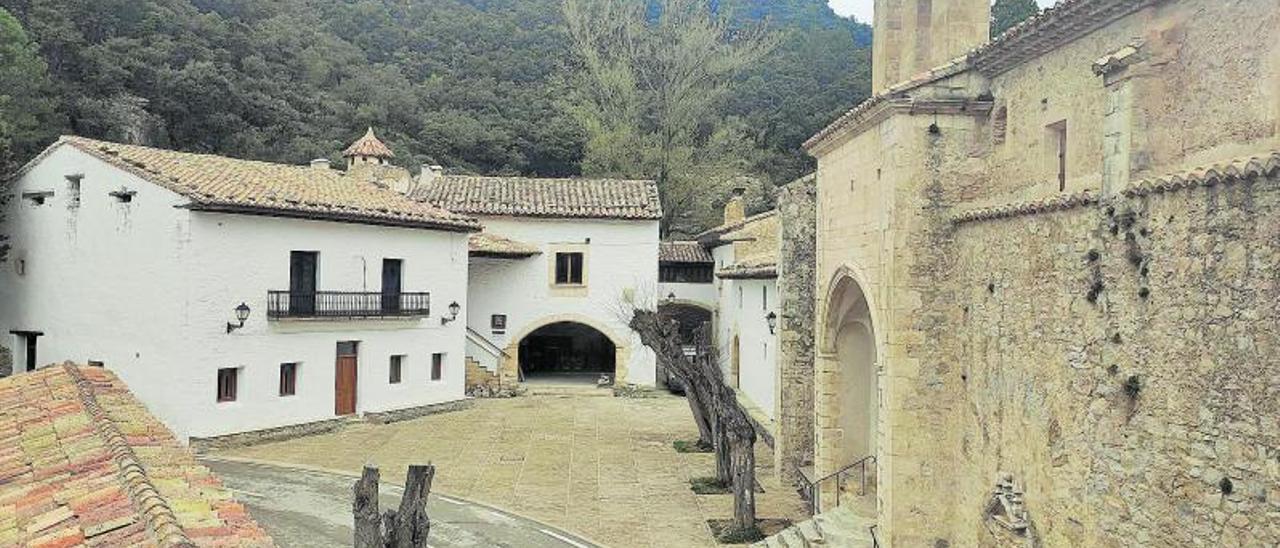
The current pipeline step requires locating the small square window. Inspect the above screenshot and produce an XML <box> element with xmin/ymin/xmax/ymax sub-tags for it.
<box><xmin>217</xmin><ymin>368</ymin><xmax>238</xmax><ymax>402</ymax></box>
<box><xmin>22</xmin><ymin>191</ymin><xmax>52</xmax><ymax>206</ymax></box>
<box><xmin>390</xmin><ymin>355</ymin><xmax>404</xmax><ymax>384</ymax></box>
<box><xmin>279</xmin><ymin>363</ymin><xmax>298</xmax><ymax>396</ymax></box>
<box><xmin>491</xmin><ymin>314</ymin><xmax>507</xmax><ymax>333</ymax></box>
<box><xmin>431</xmin><ymin>353</ymin><xmax>444</xmax><ymax>381</ymax></box>
<box><xmin>554</xmin><ymin>252</ymin><xmax>584</xmax><ymax>285</ymax></box>
<box><xmin>110</xmin><ymin>188</ymin><xmax>136</xmax><ymax>203</ymax></box>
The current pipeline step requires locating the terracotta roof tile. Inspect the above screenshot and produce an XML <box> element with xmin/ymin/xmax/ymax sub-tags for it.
<box><xmin>342</xmin><ymin>128</ymin><xmax>396</xmax><ymax>159</ymax></box>
<box><xmin>49</xmin><ymin>136</ymin><xmax>479</xmax><ymax>232</ymax></box>
<box><xmin>414</xmin><ymin>175</ymin><xmax>662</xmax><ymax>220</ymax></box>
<box><xmin>716</xmin><ymin>261</ymin><xmax>778</xmax><ymax>280</ymax></box>
<box><xmin>469</xmin><ymin>232</ymin><xmax>541</xmax><ymax>258</ymax></box>
<box><xmin>659</xmin><ymin>241</ymin><xmax>713</xmax><ymax>264</ymax></box>
<box><xmin>0</xmin><ymin>364</ymin><xmax>274</xmax><ymax>547</ymax></box>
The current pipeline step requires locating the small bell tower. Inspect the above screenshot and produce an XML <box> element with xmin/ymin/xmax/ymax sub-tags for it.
<box><xmin>342</xmin><ymin>127</ymin><xmax>396</xmax><ymax>169</ymax></box>
<box><xmin>872</xmin><ymin>0</ymin><xmax>991</xmax><ymax>93</ymax></box>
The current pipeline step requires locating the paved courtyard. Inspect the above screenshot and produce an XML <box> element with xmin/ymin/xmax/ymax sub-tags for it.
<box><xmin>212</xmin><ymin>393</ymin><xmax>809</xmax><ymax>547</ymax></box>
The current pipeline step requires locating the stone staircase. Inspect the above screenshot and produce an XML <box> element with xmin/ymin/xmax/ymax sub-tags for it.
<box><xmin>752</xmin><ymin>505</ymin><xmax>877</xmax><ymax>548</ymax></box>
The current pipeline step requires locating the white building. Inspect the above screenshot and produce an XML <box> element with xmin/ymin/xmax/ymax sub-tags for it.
<box><xmin>0</xmin><ymin>132</ymin><xmax>479</xmax><ymax>440</ymax></box>
<box><xmin>692</xmin><ymin>189</ymin><xmax>782</xmax><ymax>427</ymax></box>
<box><xmin>412</xmin><ymin>174</ymin><xmax>661</xmax><ymax>387</ymax></box>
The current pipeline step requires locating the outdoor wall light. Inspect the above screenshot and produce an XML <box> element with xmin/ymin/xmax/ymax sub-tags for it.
<box><xmin>667</xmin><ymin>292</ymin><xmax>677</xmax><ymax>303</ymax></box>
<box><xmin>766</xmin><ymin>311</ymin><xmax>778</xmax><ymax>334</ymax></box>
<box><xmin>227</xmin><ymin>302</ymin><xmax>251</xmax><ymax>333</ymax></box>
<box><xmin>442</xmin><ymin>301</ymin><xmax>461</xmax><ymax>325</ymax></box>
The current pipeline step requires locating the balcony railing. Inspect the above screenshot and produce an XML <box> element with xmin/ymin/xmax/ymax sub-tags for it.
<box><xmin>267</xmin><ymin>291</ymin><xmax>430</xmax><ymax>320</ymax></box>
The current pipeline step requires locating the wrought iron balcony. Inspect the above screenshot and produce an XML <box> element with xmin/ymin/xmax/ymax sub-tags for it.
<box><xmin>267</xmin><ymin>291</ymin><xmax>431</xmax><ymax>320</ymax></box>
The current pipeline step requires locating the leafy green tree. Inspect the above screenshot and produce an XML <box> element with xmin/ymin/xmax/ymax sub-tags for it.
<box><xmin>991</xmin><ymin>0</ymin><xmax>1040</xmax><ymax>37</ymax></box>
<box><xmin>0</xmin><ymin>7</ymin><xmax>60</xmax><ymax>260</ymax></box>
<box><xmin>563</xmin><ymin>0</ymin><xmax>778</xmax><ymax>236</ymax></box>
<box><xmin>0</xmin><ymin>7</ymin><xmax>58</xmax><ymax>172</ymax></box>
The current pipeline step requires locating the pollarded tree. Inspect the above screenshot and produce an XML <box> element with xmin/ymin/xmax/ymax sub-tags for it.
<box><xmin>629</xmin><ymin>309</ymin><xmax>760</xmax><ymax>540</ymax></box>
<box><xmin>991</xmin><ymin>0</ymin><xmax>1040</xmax><ymax>37</ymax></box>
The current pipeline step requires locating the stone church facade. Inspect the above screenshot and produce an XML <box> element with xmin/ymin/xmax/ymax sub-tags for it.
<box><xmin>805</xmin><ymin>0</ymin><xmax>1280</xmax><ymax>545</ymax></box>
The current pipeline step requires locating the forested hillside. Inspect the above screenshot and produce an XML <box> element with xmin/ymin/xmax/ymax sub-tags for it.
<box><xmin>0</xmin><ymin>0</ymin><xmax>869</xmax><ymax>191</ymax></box>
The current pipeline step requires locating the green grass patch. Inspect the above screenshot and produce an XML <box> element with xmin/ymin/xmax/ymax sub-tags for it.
<box><xmin>689</xmin><ymin>476</ymin><xmax>732</xmax><ymax>495</ymax></box>
<box><xmin>673</xmin><ymin>439</ymin><xmax>714</xmax><ymax>453</ymax></box>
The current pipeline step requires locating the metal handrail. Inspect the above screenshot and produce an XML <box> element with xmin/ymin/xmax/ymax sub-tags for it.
<box><xmin>465</xmin><ymin>326</ymin><xmax>511</xmax><ymax>359</ymax></box>
<box><xmin>266</xmin><ymin>290</ymin><xmax>430</xmax><ymax>319</ymax></box>
<box><xmin>797</xmin><ymin>454</ymin><xmax>876</xmax><ymax>515</ymax></box>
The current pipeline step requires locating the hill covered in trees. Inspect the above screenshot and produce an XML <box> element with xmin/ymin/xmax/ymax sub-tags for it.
<box><xmin>1</xmin><ymin>0</ymin><xmax>870</xmax><ymax>190</ymax></box>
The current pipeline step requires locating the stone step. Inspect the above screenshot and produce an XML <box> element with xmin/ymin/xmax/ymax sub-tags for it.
<box><xmin>758</xmin><ymin>504</ymin><xmax>877</xmax><ymax>548</ymax></box>
<box><xmin>798</xmin><ymin>520</ymin><xmax>824</xmax><ymax>545</ymax></box>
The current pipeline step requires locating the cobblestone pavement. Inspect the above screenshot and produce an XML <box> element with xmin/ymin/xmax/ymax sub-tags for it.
<box><xmin>213</xmin><ymin>394</ymin><xmax>809</xmax><ymax>547</ymax></box>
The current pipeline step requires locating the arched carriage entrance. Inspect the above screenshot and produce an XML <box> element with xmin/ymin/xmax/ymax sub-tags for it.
<box><xmin>503</xmin><ymin>314</ymin><xmax>631</xmax><ymax>385</ymax></box>
<box><xmin>518</xmin><ymin>322</ymin><xmax>616</xmax><ymax>378</ymax></box>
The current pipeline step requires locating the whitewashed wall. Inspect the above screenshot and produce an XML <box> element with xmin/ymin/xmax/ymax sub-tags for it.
<box><xmin>709</xmin><ymin>244</ymin><xmax>780</xmax><ymax>420</ymax></box>
<box><xmin>0</xmin><ymin>145</ymin><xmax>471</xmax><ymax>439</ymax></box>
<box><xmin>658</xmin><ymin>280</ymin><xmax>717</xmax><ymax>310</ymax></box>
<box><xmin>465</xmin><ymin>215</ymin><xmax>659</xmax><ymax>385</ymax></box>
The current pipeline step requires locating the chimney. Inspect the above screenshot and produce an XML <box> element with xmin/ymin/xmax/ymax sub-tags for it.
<box><xmin>420</xmin><ymin>164</ymin><xmax>445</xmax><ymax>184</ymax></box>
<box><xmin>310</xmin><ymin>158</ymin><xmax>331</xmax><ymax>170</ymax></box>
<box><xmin>723</xmin><ymin>186</ymin><xmax>746</xmax><ymax>226</ymax></box>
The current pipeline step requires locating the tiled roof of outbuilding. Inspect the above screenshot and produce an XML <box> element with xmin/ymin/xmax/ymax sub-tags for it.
<box><xmin>659</xmin><ymin>241</ymin><xmax>713</xmax><ymax>264</ymax></box>
<box><xmin>470</xmin><ymin>232</ymin><xmax>541</xmax><ymax>258</ymax></box>
<box><xmin>45</xmin><ymin>136</ymin><xmax>480</xmax><ymax>232</ymax></box>
<box><xmin>342</xmin><ymin>128</ymin><xmax>396</xmax><ymax>159</ymax></box>
<box><xmin>0</xmin><ymin>364</ymin><xmax>273</xmax><ymax>547</ymax></box>
<box><xmin>694</xmin><ymin>210</ymin><xmax>778</xmax><ymax>245</ymax></box>
<box><xmin>413</xmin><ymin>176</ymin><xmax>662</xmax><ymax>221</ymax></box>
<box><xmin>716</xmin><ymin>261</ymin><xmax>777</xmax><ymax>280</ymax></box>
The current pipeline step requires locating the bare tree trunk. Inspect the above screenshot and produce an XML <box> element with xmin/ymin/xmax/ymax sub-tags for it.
<box><xmin>387</xmin><ymin>465</ymin><xmax>435</xmax><ymax>548</ymax></box>
<box><xmin>721</xmin><ymin>398</ymin><xmax>758</xmax><ymax>532</ymax></box>
<box><xmin>684</xmin><ymin>380</ymin><xmax>715</xmax><ymax>448</ymax></box>
<box><xmin>354</xmin><ymin>465</ymin><xmax>383</xmax><ymax>548</ymax></box>
<box><xmin>354</xmin><ymin>464</ymin><xmax>436</xmax><ymax>548</ymax></box>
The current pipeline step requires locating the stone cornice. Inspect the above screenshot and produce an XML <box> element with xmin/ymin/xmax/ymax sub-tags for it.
<box><xmin>805</xmin><ymin>98</ymin><xmax>994</xmax><ymax>157</ymax></box>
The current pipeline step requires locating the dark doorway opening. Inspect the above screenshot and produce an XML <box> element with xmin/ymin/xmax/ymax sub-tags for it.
<box><xmin>518</xmin><ymin>322</ymin><xmax>615</xmax><ymax>380</ymax></box>
<box><xmin>655</xmin><ymin>304</ymin><xmax>712</xmax><ymax>393</ymax></box>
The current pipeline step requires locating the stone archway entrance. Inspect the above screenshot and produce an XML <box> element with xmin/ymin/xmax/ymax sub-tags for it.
<box><xmin>518</xmin><ymin>322</ymin><xmax>616</xmax><ymax>380</ymax></box>
<box><xmin>656</xmin><ymin>302</ymin><xmax>713</xmax><ymax>392</ymax></box>
<box><xmin>817</xmin><ymin>271</ymin><xmax>879</xmax><ymax>514</ymax></box>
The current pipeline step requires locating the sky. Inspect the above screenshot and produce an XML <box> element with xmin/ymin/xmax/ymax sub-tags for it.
<box><xmin>828</xmin><ymin>0</ymin><xmax>1058</xmax><ymax>24</ymax></box>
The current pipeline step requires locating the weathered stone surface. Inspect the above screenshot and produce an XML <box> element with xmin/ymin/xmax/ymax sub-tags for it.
<box><xmin>775</xmin><ymin>175</ymin><xmax>817</xmax><ymax>484</ymax></box>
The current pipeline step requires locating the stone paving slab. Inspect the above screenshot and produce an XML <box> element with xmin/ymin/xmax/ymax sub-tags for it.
<box><xmin>214</xmin><ymin>394</ymin><xmax>809</xmax><ymax>548</ymax></box>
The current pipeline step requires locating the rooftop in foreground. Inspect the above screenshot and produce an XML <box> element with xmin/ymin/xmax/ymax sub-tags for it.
<box><xmin>0</xmin><ymin>364</ymin><xmax>273</xmax><ymax>546</ymax></box>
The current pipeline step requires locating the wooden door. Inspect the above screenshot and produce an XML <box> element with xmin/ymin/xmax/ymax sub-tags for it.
<box><xmin>335</xmin><ymin>343</ymin><xmax>358</xmax><ymax>415</ymax></box>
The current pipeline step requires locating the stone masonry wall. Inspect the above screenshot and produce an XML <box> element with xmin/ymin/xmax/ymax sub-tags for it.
<box><xmin>943</xmin><ymin>172</ymin><xmax>1280</xmax><ymax>546</ymax></box>
<box><xmin>775</xmin><ymin>174</ymin><xmax>817</xmax><ymax>484</ymax></box>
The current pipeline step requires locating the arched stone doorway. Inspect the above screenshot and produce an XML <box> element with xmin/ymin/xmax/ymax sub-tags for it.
<box><xmin>518</xmin><ymin>321</ymin><xmax>616</xmax><ymax>379</ymax></box>
<box><xmin>818</xmin><ymin>269</ymin><xmax>880</xmax><ymax>514</ymax></box>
